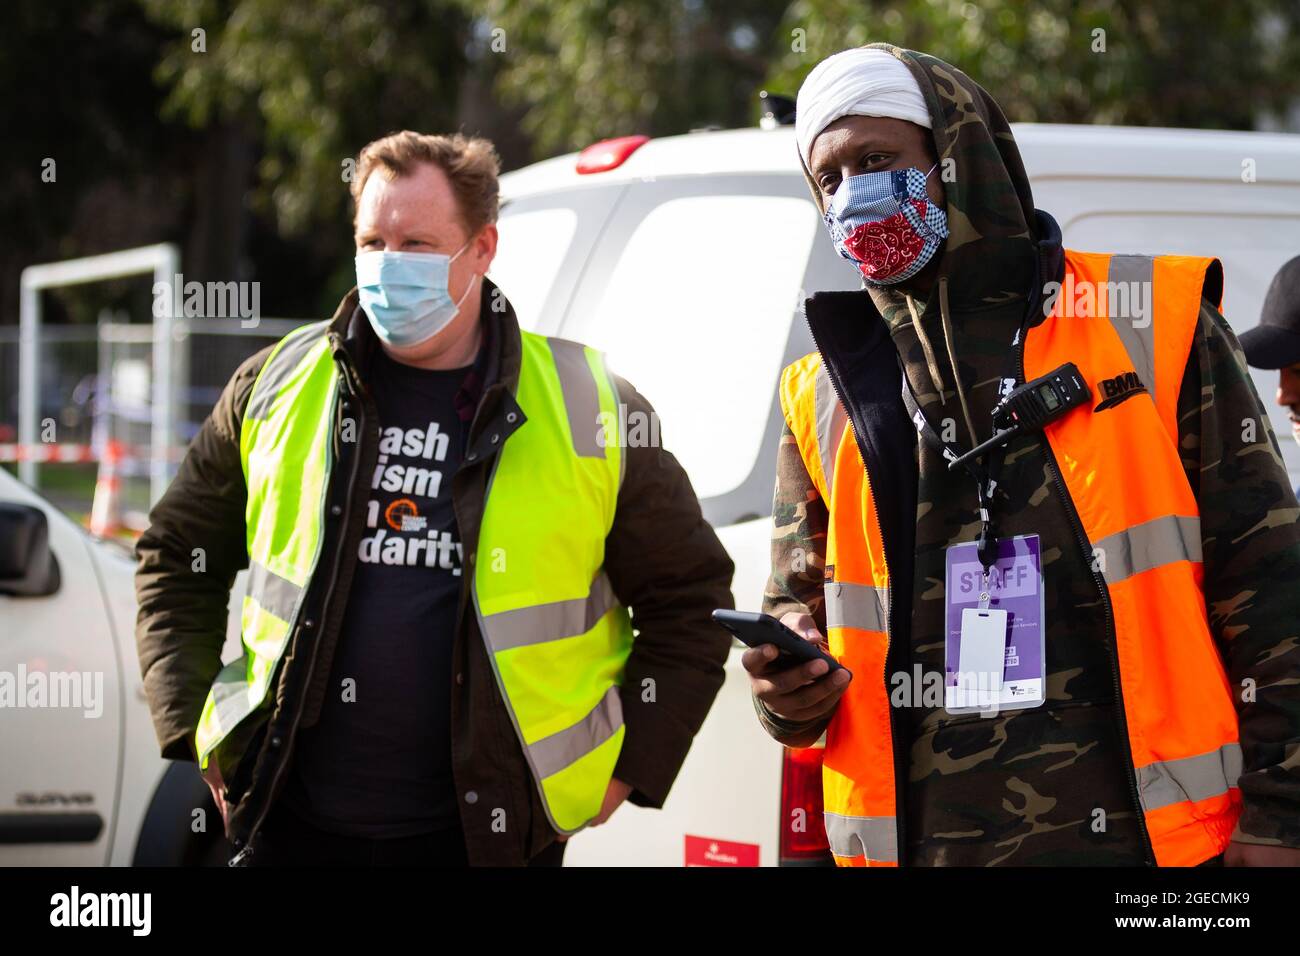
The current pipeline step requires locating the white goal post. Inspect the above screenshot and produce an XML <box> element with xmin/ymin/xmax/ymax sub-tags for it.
<box><xmin>19</xmin><ymin>243</ymin><xmax>181</xmax><ymax>503</ymax></box>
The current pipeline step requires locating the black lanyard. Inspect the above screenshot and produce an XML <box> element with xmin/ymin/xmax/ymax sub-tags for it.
<box><xmin>896</xmin><ymin>245</ymin><xmax>1048</xmax><ymax>574</ymax></box>
<box><xmin>899</xmin><ymin>331</ymin><xmax>1023</xmax><ymax>572</ymax></box>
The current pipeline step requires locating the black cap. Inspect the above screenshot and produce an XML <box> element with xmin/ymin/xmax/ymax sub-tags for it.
<box><xmin>1240</xmin><ymin>255</ymin><xmax>1300</xmax><ymax>370</ymax></box>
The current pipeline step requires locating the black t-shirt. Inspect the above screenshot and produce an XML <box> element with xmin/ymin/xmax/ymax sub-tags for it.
<box><xmin>283</xmin><ymin>347</ymin><xmax>469</xmax><ymax>838</ymax></box>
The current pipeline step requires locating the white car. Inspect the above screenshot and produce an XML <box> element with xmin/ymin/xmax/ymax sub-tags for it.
<box><xmin>3</xmin><ymin>120</ymin><xmax>1298</xmax><ymax>867</ymax></box>
<box><xmin>0</xmin><ymin>471</ymin><xmax>228</xmax><ymax>865</ymax></box>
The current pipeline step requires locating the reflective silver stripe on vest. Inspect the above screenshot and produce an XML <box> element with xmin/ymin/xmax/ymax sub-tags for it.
<box><xmin>529</xmin><ymin>685</ymin><xmax>623</xmax><ymax>779</ymax></box>
<box><xmin>606</xmin><ymin>368</ymin><xmax>627</xmax><ymax>490</ymax></box>
<box><xmin>1093</xmin><ymin>514</ymin><xmax>1201</xmax><ymax>585</ymax></box>
<box><xmin>205</xmin><ymin>561</ymin><xmax>299</xmax><ymax>737</ymax></box>
<box><xmin>207</xmin><ymin>656</ymin><xmax>255</xmax><ymax>737</ymax></box>
<box><xmin>244</xmin><ymin>321</ymin><xmax>330</xmax><ymax>422</ymax></box>
<box><xmin>247</xmin><ymin>560</ymin><xmax>303</xmax><ymax>622</ymax></box>
<box><xmin>548</xmin><ymin>337</ymin><xmax>605</xmax><ymax>458</ymax></box>
<box><xmin>825</xmin><ymin>581</ymin><xmax>888</xmax><ymax>632</ymax></box>
<box><xmin>1105</xmin><ymin>255</ymin><xmax>1156</xmax><ymax>395</ymax></box>
<box><xmin>482</xmin><ymin>571</ymin><xmax>618</xmax><ymax>652</ymax></box>
<box><xmin>1137</xmin><ymin>742</ymin><xmax>1243</xmax><ymax>813</ymax></box>
<box><xmin>824</xmin><ymin>812</ymin><xmax>898</xmax><ymax>863</ymax></box>
<box><xmin>814</xmin><ymin>367</ymin><xmax>848</xmax><ymax>498</ymax></box>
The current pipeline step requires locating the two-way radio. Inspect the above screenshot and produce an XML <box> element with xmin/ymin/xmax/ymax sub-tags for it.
<box><xmin>947</xmin><ymin>363</ymin><xmax>1091</xmax><ymax>472</ymax></box>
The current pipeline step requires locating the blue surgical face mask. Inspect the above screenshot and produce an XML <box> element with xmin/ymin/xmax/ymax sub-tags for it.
<box><xmin>823</xmin><ymin>164</ymin><xmax>948</xmax><ymax>286</ymax></box>
<box><xmin>354</xmin><ymin>242</ymin><xmax>478</xmax><ymax>348</ymax></box>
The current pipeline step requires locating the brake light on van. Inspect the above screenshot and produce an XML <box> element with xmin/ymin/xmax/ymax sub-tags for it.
<box><xmin>779</xmin><ymin>743</ymin><xmax>831</xmax><ymax>864</ymax></box>
<box><xmin>575</xmin><ymin>135</ymin><xmax>650</xmax><ymax>174</ymax></box>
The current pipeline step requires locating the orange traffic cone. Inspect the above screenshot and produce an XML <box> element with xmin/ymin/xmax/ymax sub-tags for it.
<box><xmin>90</xmin><ymin>440</ymin><xmax>124</xmax><ymax>538</ymax></box>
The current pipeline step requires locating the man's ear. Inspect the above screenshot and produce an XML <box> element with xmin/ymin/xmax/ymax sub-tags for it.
<box><xmin>473</xmin><ymin>223</ymin><xmax>499</xmax><ymax>274</ymax></box>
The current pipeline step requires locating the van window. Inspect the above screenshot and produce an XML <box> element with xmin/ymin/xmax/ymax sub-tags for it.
<box><xmin>488</xmin><ymin>207</ymin><xmax>578</xmax><ymax>332</ymax></box>
<box><xmin>578</xmin><ymin>194</ymin><xmax>820</xmax><ymax>499</ymax></box>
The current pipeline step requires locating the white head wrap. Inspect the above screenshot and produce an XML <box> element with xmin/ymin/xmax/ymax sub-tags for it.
<box><xmin>795</xmin><ymin>48</ymin><xmax>932</xmax><ymax>170</ymax></box>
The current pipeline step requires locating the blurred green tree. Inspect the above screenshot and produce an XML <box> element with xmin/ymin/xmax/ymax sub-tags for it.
<box><xmin>768</xmin><ymin>0</ymin><xmax>1300</xmax><ymax>130</ymax></box>
<box><xmin>141</xmin><ymin>0</ymin><xmax>471</xmax><ymax>239</ymax></box>
<box><xmin>479</xmin><ymin>0</ymin><xmax>1300</xmax><ymax>152</ymax></box>
<box><xmin>473</xmin><ymin>0</ymin><xmax>789</xmax><ymax>153</ymax></box>
<box><xmin>1</xmin><ymin>0</ymin><xmax>184</xmax><ymax>325</ymax></box>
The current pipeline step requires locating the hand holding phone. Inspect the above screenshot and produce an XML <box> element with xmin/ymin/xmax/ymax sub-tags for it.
<box><xmin>718</xmin><ymin>609</ymin><xmax>852</xmax><ymax>727</ymax></box>
<box><xmin>712</xmin><ymin>609</ymin><xmax>843</xmax><ymax>671</ymax></box>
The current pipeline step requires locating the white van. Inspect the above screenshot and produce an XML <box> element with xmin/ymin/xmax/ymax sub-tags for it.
<box><xmin>3</xmin><ymin>121</ymin><xmax>1297</xmax><ymax>866</ymax></box>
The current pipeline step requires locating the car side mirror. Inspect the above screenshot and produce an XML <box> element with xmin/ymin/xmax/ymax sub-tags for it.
<box><xmin>0</xmin><ymin>502</ymin><xmax>62</xmax><ymax>597</ymax></box>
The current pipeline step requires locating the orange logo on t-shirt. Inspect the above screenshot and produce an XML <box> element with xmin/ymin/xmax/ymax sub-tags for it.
<box><xmin>385</xmin><ymin>498</ymin><xmax>420</xmax><ymax>531</ymax></box>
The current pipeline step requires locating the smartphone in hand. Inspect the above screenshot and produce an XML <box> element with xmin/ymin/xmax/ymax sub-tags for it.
<box><xmin>712</xmin><ymin>609</ymin><xmax>845</xmax><ymax>674</ymax></box>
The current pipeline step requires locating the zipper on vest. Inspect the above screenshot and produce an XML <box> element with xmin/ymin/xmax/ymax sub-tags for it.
<box><xmin>804</xmin><ymin>320</ymin><xmax>907</xmax><ymax>865</ymax></box>
<box><xmin>231</xmin><ymin>347</ymin><xmax>366</xmax><ymax>865</ymax></box>
<box><xmin>1015</xmin><ymin>342</ymin><xmax>1157</xmax><ymax>867</ymax></box>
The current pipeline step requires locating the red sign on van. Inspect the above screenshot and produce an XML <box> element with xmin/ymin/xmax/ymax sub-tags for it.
<box><xmin>684</xmin><ymin>835</ymin><xmax>760</xmax><ymax>867</ymax></box>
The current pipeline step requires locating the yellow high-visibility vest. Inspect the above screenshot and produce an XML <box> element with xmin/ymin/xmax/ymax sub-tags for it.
<box><xmin>196</xmin><ymin>321</ymin><xmax>633</xmax><ymax>833</ymax></box>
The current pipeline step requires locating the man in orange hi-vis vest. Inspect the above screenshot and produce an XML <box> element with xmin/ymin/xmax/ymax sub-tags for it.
<box><xmin>744</xmin><ymin>44</ymin><xmax>1300</xmax><ymax>867</ymax></box>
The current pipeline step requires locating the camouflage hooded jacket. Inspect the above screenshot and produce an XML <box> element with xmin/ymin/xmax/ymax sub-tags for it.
<box><xmin>758</xmin><ymin>43</ymin><xmax>1300</xmax><ymax>865</ymax></box>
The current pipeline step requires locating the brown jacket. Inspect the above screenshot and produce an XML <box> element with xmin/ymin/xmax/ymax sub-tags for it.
<box><xmin>134</xmin><ymin>280</ymin><xmax>735</xmax><ymax>865</ymax></box>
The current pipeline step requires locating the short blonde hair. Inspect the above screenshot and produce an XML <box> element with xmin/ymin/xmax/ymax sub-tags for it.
<box><xmin>351</xmin><ymin>131</ymin><xmax>500</xmax><ymax>233</ymax></box>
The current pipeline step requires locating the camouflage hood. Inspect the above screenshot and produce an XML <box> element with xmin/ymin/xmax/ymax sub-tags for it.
<box><xmin>798</xmin><ymin>42</ymin><xmax>1040</xmax><ymax>317</ymax></box>
<box><xmin>798</xmin><ymin>43</ymin><xmax>1062</xmax><ymax>454</ymax></box>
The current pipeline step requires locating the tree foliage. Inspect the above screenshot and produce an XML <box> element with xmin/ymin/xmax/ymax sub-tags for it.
<box><xmin>768</xmin><ymin>0</ymin><xmax>1300</xmax><ymax>130</ymax></box>
<box><xmin>6</xmin><ymin>0</ymin><xmax>1299</xmax><ymax>324</ymax></box>
<box><xmin>474</xmin><ymin>0</ymin><xmax>789</xmax><ymax>152</ymax></box>
<box><xmin>481</xmin><ymin>0</ymin><xmax>1300</xmax><ymax>152</ymax></box>
<box><xmin>141</xmin><ymin>0</ymin><xmax>471</xmax><ymax>235</ymax></box>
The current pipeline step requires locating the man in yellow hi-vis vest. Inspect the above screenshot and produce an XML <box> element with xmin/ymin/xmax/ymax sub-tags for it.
<box><xmin>135</xmin><ymin>131</ymin><xmax>734</xmax><ymax>867</ymax></box>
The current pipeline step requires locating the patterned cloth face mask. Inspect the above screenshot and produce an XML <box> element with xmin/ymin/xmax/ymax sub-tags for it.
<box><xmin>823</xmin><ymin>164</ymin><xmax>949</xmax><ymax>286</ymax></box>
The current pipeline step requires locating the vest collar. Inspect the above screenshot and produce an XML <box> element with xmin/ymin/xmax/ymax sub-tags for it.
<box><xmin>1028</xmin><ymin>208</ymin><xmax>1065</xmax><ymax>332</ymax></box>
<box><xmin>324</xmin><ymin>278</ymin><xmax>529</xmax><ymax>464</ymax></box>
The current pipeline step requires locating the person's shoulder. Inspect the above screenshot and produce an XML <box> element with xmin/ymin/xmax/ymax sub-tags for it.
<box><xmin>607</xmin><ymin>373</ymin><xmax>653</xmax><ymax>417</ymax></box>
<box><xmin>215</xmin><ymin>342</ymin><xmax>279</xmax><ymax>437</ymax></box>
<box><xmin>778</xmin><ymin>351</ymin><xmax>824</xmax><ymax>409</ymax></box>
<box><xmin>1192</xmin><ymin>298</ymin><xmax>1245</xmax><ymax>356</ymax></box>
<box><xmin>234</xmin><ymin>320</ymin><xmax>334</xmax><ymax>393</ymax></box>
<box><xmin>785</xmin><ymin>350</ymin><xmax>822</xmax><ymax>374</ymax></box>
<box><xmin>235</xmin><ymin>342</ymin><xmax>277</xmax><ymax>380</ymax></box>
<box><xmin>1063</xmin><ymin>248</ymin><xmax>1223</xmax><ymax>291</ymax></box>
<box><xmin>230</xmin><ymin>342</ymin><xmax>278</xmax><ymax>400</ymax></box>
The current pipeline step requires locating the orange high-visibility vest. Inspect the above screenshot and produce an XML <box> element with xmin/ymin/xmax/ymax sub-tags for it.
<box><xmin>781</xmin><ymin>251</ymin><xmax>1242</xmax><ymax>867</ymax></box>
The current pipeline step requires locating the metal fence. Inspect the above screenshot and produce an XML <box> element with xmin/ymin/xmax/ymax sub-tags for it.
<box><xmin>0</xmin><ymin>315</ymin><xmax>311</xmax><ymax>525</ymax></box>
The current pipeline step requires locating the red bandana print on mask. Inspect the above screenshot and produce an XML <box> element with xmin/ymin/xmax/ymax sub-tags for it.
<box><xmin>843</xmin><ymin>199</ymin><xmax>930</xmax><ymax>281</ymax></box>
